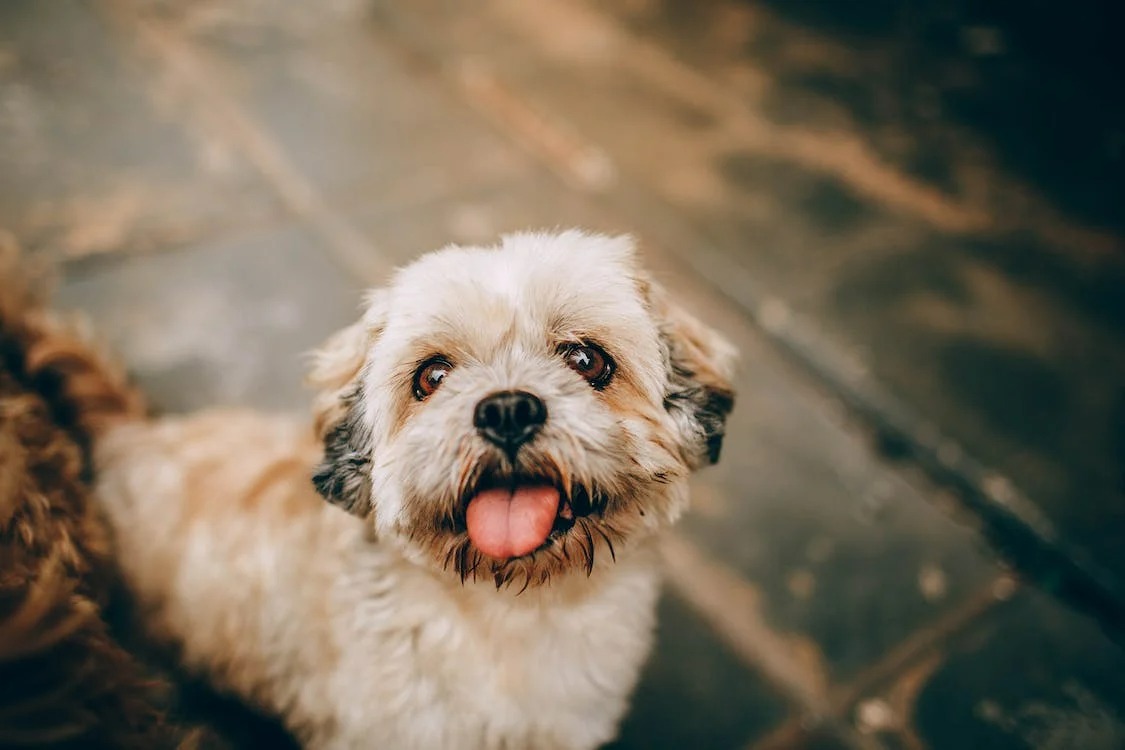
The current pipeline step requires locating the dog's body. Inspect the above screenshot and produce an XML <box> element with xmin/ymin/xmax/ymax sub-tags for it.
<box><xmin>96</xmin><ymin>232</ymin><xmax>735</xmax><ymax>749</ymax></box>
<box><xmin>98</xmin><ymin>411</ymin><xmax>662</xmax><ymax>749</ymax></box>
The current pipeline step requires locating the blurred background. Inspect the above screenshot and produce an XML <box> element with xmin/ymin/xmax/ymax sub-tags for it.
<box><xmin>2</xmin><ymin>0</ymin><xmax>1123</xmax><ymax>747</ymax></box>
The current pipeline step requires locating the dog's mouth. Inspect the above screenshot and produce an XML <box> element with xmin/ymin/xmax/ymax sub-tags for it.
<box><xmin>461</xmin><ymin>474</ymin><xmax>603</xmax><ymax>561</ymax></box>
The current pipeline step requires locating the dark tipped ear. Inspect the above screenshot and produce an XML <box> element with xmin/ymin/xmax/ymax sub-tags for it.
<box><xmin>312</xmin><ymin>386</ymin><xmax>373</xmax><ymax>516</ymax></box>
<box><xmin>307</xmin><ymin>292</ymin><xmax>386</xmax><ymax>516</ymax></box>
<box><xmin>646</xmin><ymin>279</ymin><xmax>737</xmax><ymax>468</ymax></box>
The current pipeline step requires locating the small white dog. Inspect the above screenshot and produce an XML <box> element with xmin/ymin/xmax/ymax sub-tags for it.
<box><xmin>95</xmin><ymin>231</ymin><xmax>736</xmax><ymax>749</ymax></box>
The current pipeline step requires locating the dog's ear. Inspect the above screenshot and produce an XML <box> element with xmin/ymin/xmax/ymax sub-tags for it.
<box><xmin>645</xmin><ymin>279</ymin><xmax>737</xmax><ymax>468</ymax></box>
<box><xmin>308</xmin><ymin>292</ymin><xmax>386</xmax><ymax>516</ymax></box>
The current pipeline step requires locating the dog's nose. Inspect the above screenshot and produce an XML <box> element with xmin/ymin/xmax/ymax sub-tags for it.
<box><xmin>473</xmin><ymin>390</ymin><xmax>547</xmax><ymax>451</ymax></box>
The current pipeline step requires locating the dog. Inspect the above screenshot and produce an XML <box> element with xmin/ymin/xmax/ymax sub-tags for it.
<box><xmin>94</xmin><ymin>230</ymin><xmax>736</xmax><ymax>749</ymax></box>
<box><xmin>0</xmin><ymin>240</ymin><xmax>177</xmax><ymax>749</ymax></box>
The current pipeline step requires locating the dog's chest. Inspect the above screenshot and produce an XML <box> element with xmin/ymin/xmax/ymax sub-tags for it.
<box><xmin>326</xmin><ymin>552</ymin><xmax>661</xmax><ymax>750</ymax></box>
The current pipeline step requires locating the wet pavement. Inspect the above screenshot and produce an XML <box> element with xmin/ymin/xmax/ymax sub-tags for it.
<box><xmin>2</xmin><ymin>0</ymin><xmax>1123</xmax><ymax>748</ymax></box>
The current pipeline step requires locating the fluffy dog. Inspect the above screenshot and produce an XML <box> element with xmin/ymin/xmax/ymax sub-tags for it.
<box><xmin>0</xmin><ymin>240</ymin><xmax>170</xmax><ymax>749</ymax></box>
<box><xmin>95</xmin><ymin>231</ymin><xmax>736</xmax><ymax>749</ymax></box>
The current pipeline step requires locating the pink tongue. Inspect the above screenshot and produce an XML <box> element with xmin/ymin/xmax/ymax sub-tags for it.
<box><xmin>466</xmin><ymin>485</ymin><xmax>560</xmax><ymax>559</ymax></box>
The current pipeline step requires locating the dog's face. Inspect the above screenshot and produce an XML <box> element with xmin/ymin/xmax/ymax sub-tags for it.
<box><xmin>310</xmin><ymin>231</ymin><xmax>735</xmax><ymax>588</ymax></box>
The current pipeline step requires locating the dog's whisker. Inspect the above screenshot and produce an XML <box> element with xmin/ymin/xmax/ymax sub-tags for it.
<box><xmin>458</xmin><ymin>543</ymin><xmax>472</xmax><ymax>585</ymax></box>
<box><xmin>441</xmin><ymin>545</ymin><xmax>453</xmax><ymax>572</ymax></box>
<box><xmin>578</xmin><ymin>520</ymin><xmax>595</xmax><ymax>577</ymax></box>
<box><xmin>593</xmin><ymin>525</ymin><xmax>617</xmax><ymax>563</ymax></box>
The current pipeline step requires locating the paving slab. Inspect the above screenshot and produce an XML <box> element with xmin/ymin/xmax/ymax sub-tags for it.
<box><xmin>120</xmin><ymin>0</ymin><xmax>529</xmax><ymax>216</ymax></box>
<box><xmin>0</xmin><ymin>0</ymin><xmax>282</xmax><ymax>259</ymax></box>
<box><xmin>53</xmin><ymin>224</ymin><xmax>365</xmax><ymax>413</ymax></box>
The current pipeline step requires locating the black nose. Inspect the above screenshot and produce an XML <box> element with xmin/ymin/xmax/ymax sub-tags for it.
<box><xmin>473</xmin><ymin>390</ymin><xmax>547</xmax><ymax>452</ymax></box>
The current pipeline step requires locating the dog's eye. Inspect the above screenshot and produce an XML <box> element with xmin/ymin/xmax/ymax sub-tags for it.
<box><xmin>561</xmin><ymin>343</ymin><xmax>614</xmax><ymax>388</ymax></box>
<box><xmin>414</xmin><ymin>357</ymin><xmax>453</xmax><ymax>400</ymax></box>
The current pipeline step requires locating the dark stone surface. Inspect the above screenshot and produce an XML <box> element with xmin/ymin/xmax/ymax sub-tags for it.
<box><xmin>823</xmin><ymin>240</ymin><xmax>1125</xmax><ymax>587</ymax></box>
<box><xmin>850</xmin><ymin>589</ymin><xmax>1125</xmax><ymax>750</ymax></box>
<box><xmin>611</xmin><ymin>591</ymin><xmax>790</xmax><ymax>750</ymax></box>
<box><xmin>796</xmin><ymin>1</ymin><xmax>1125</xmax><ymax>234</ymax></box>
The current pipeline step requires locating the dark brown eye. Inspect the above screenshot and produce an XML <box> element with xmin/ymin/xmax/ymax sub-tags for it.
<box><xmin>413</xmin><ymin>357</ymin><xmax>453</xmax><ymax>400</ymax></box>
<box><xmin>562</xmin><ymin>343</ymin><xmax>614</xmax><ymax>388</ymax></box>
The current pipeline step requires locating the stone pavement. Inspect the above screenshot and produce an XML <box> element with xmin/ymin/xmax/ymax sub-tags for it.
<box><xmin>2</xmin><ymin>1</ymin><xmax>1123</xmax><ymax>748</ymax></box>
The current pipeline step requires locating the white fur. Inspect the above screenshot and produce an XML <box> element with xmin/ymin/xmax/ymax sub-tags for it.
<box><xmin>95</xmin><ymin>231</ymin><xmax>735</xmax><ymax>749</ymax></box>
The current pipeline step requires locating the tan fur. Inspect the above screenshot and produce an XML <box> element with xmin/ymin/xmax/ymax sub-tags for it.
<box><xmin>96</xmin><ymin>231</ymin><xmax>736</xmax><ymax>749</ymax></box>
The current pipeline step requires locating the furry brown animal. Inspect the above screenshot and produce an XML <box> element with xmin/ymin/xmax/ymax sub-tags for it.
<box><xmin>0</xmin><ymin>238</ymin><xmax>182</xmax><ymax>749</ymax></box>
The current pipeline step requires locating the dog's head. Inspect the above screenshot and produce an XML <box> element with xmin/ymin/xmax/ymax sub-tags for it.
<box><xmin>310</xmin><ymin>231</ymin><xmax>735</xmax><ymax>588</ymax></box>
